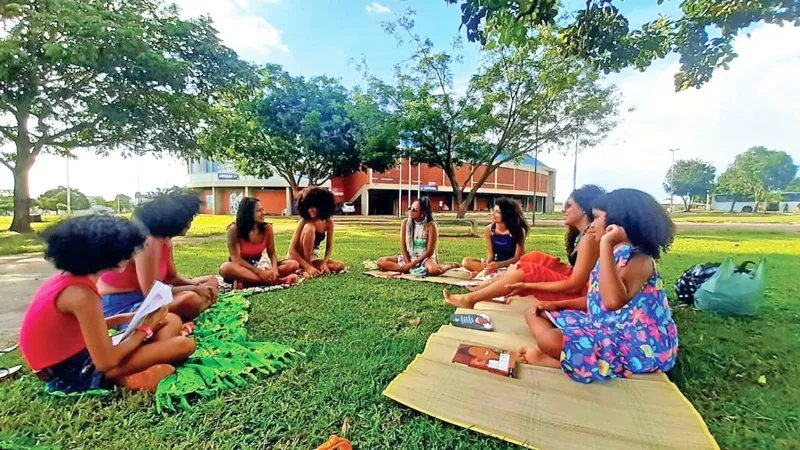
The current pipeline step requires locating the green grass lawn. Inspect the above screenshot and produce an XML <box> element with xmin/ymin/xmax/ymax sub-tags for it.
<box><xmin>1</xmin><ymin>227</ymin><xmax>799</xmax><ymax>449</ymax></box>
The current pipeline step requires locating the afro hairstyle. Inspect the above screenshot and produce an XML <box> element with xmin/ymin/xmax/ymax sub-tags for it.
<box><xmin>133</xmin><ymin>189</ymin><xmax>202</xmax><ymax>238</ymax></box>
<box><xmin>41</xmin><ymin>215</ymin><xmax>146</xmax><ymax>276</ymax></box>
<box><xmin>296</xmin><ymin>187</ymin><xmax>335</xmax><ymax>220</ymax></box>
<box><xmin>592</xmin><ymin>188</ymin><xmax>676</xmax><ymax>259</ymax></box>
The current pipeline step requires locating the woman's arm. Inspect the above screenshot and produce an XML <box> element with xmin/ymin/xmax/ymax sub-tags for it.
<box><xmin>135</xmin><ymin>238</ymin><xmax>163</xmax><ymax>296</ymax></box>
<box><xmin>322</xmin><ymin>219</ymin><xmax>334</xmax><ymax>263</ymax></box>
<box><xmin>522</xmin><ymin>236</ymin><xmax>599</xmax><ymax>293</ymax></box>
<box><xmin>105</xmin><ymin>313</ymin><xmax>134</xmax><ymax>329</ymax></box>
<box><xmin>399</xmin><ymin>219</ymin><xmax>412</xmax><ymax>263</ymax></box>
<box><xmin>408</xmin><ymin>222</ymin><xmax>437</xmax><ymax>268</ymax></box>
<box><xmin>598</xmin><ymin>240</ymin><xmax>654</xmax><ymax>311</ymax></box>
<box><xmin>288</xmin><ymin>219</ymin><xmax>314</xmax><ymax>271</ymax></box>
<box><xmin>228</xmin><ymin>225</ymin><xmax>261</xmax><ymax>276</ymax></box>
<box><xmin>58</xmin><ymin>287</ymin><xmax>150</xmax><ymax>372</ymax></box>
<box><xmin>484</xmin><ymin>226</ymin><xmax>495</xmax><ymax>263</ymax></box>
<box><xmin>266</xmin><ymin>224</ymin><xmax>279</xmax><ymax>275</ymax></box>
<box><xmin>540</xmin><ymin>296</ymin><xmax>587</xmax><ymax>311</ymax></box>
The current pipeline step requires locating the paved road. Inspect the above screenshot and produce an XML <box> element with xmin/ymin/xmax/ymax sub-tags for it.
<box><xmin>1</xmin><ymin>222</ymin><xmax>798</xmax><ymax>344</ymax></box>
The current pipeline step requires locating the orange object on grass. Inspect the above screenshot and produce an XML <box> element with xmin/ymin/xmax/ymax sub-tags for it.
<box><xmin>315</xmin><ymin>435</ymin><xmax>352</xmax><ymax>450</ymax></box>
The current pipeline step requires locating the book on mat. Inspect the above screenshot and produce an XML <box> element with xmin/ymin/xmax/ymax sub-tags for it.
<box><xmin>450</xmin><ymin>313</ymin><xmax>494</xmax><ymax>331</ymax></box>
<box><xmin>452</xmin><ymin>344</ymin><xmax>518</xmax><ymax>378</ymax></box>
<box><xmin>111</xmin><ymin>281</ymin><xmax>173</xmax><ymax>345</ymax></box>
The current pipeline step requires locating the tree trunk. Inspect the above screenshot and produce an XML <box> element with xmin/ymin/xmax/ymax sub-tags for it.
<box><xmin>729</xmin><ymin>200</ymin><xmax>736</xmax><ymax>212</ymax></box>
<box><xmin>10</xmin><ymin>163</ymin><xmax>32</xmax><ymax>233</ymax></box>
<box><xmin>454</xmin><ymin>189</ymin><xmax>466</xmax><ymax>218</ymax></box>
<box><xmin>682</xmin><ymin>196</ymin><xmax>689</xmax><ymax>212</ymax></box>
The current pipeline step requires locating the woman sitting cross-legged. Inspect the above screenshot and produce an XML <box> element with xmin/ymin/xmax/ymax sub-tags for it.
<box><xmin>444</xmin><ymin>185</ymin><xmax>604</xmax><ymax>308</ymax></box>
<box><xmin>98</xmin><ymin>190</ymin><xmax>219</xmax><ymax>322</ymax></box>
<box><xmin>287</xmin><ymin>187</ymin><xmax>345</xmax><ymax>278</ymax></box>
<box><xmin>19</xmin><ymin>215</ymin><xmax>196</xmax><ymax>393</ymax></box>
<box><xmin>219</xmin><ymin>197</ymin><xmax>299</xmax><ymax>288</ymax></box>
<box><xmin>377</xmin><ymin>197</ymin><xmax>460</xmax><ymax>276</ymax></box>
<box><xmin>461</xmin><ymin>197</ymin><xmax>529</xmax><ymax>276</ymax></box>
<box><xmin>519</xmin><ymin>189</ymin><xmax>679</xmax><ymax>383</ymax></box>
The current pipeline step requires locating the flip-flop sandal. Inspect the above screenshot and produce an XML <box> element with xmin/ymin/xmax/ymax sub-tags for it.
<box><xmin>0</xmin><ymin>343</ymin><xmax>19</xmax><ymax>356</ymax></box>
<box><xmin>0</xmin><ymin>365</ymin><xmax>23</xmax><ymax>380</ymax></box>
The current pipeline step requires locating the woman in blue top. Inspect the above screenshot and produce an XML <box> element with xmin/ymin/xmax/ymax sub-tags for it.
<box><xmin>462</xmin><ymin>197</ymin><xmax>529</xmax><ymax>275</ymax></box>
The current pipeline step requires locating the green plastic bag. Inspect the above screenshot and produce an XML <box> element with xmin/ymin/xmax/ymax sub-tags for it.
<box><xmin>694</xmin><ymin>258</ymin><xmax>766</xmax><ymax>316</ymax></box>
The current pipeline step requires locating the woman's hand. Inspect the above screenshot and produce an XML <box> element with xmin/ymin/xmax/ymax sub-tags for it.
<box><xmin>258</xmin><ymin>270</ymin><xmax>276</xmax><ymax>283</ymax></box>
<box><xmin>486</xmin><ymin>262</ymin><xmax>499</xmax><ymax>272</ymax></box>
<box><xmin>399</xmin><ymin>263</ymin><xmax>413</xmax><ymax>273</ymax></box>
<box><xmin>601</xmin><ymin>224</ymin><xmax>629</xmax><ymax>247</ymax></box>
<box><xmin>319</xmin><ymin>262</ymin><xmax>330</xmax><ymax>275</ymax></box>
<box><xmin>142</xmin><ymin>306</ymin><xmax>169</xmax><ymax>331</ymax></box>
<box><xmin>506</xmin><ymin>282</ymin><xmax>535</xmax><ymax>297</ymax></box>
<box><xmin>306</xmin><ymin>267</ymin><xmax>322</xmax><ymax>278</ymax></box>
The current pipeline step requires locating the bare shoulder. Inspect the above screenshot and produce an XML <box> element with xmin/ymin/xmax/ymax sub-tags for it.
<box><xmin>57</xmin><ymin>284</ymin><xmax>101</xmax><ymax>314</ymax></box>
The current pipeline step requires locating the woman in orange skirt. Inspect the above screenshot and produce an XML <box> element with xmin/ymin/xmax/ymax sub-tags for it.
<box><xmin>444</xmin><ymin>185</ymin><xmax>604</xmax><ymax>308</ymax></box>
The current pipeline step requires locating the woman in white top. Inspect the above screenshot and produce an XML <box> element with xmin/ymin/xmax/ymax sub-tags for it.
<box><xmin>377</xmin><ymin>197</ymin><xmax>459</xmax><ymax>276</ymax></box>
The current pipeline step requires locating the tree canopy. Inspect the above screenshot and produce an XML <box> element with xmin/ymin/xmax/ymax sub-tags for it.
<box><xmin>717</xmin><ymin>146</ymin><xmax>797</xmax><ymax>210</ymax></box>
<box><xmin>37</xmin><ymin>186</ymin><xmax>90</xmax><ymax>212</ymax></box>
<box><xmin>446</xmin><ymin>0</ymin><xmax>800</xmax><ymax>91</ymax></box>
<box><xmin>200</xmin><ymin>64</ymin><xmax>399</xmax><ymax>195</ymax></box>
<box><xmin>362</xmin><ymin>15</ymin><xmax>619</xmax><ymax>216</ymax></box>
<box><xmin>663</xmin><ymin>159</ymin><xmax>716</xmax><ymax>211</ymax></box>
<box><xmin>0</xmin><ymin>0</ymin><xmax>251</xmax><ymax>231</ymax></box>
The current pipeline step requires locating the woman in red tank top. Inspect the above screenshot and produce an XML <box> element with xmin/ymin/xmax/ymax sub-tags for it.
<box><xmin>19</xmin><ymin>215</ymin><xmax>196</xmax><ymax>393</ymax></box>
<box><xmin>98</xmin><ymin>190</ymin><xmax>219</xmax><ymax>321</ymax></box>
<box><xmin>219</xmin><ymin>197</ymin><xmax>299</xmax><ymax>287</ymax></box>
<box><xmin>444</xmin><ymin>185</ymin><xmax>605</xmax><ymax>308</ymax></box>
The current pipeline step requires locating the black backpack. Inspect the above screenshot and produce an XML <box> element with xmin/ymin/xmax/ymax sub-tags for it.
<box><xmin>675</xmin><ymin>261</ymin><xmax>756</xmax><ymax>305</ymax></box>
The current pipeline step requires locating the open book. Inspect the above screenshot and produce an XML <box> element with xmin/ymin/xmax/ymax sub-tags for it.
<box><xmin>111</xmin><ymin>281</ymin><xmax>173</xmax><ymax>346</ymax></box>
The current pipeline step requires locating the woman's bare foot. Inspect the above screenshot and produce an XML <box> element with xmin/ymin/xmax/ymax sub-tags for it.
<box><xmin>443</xmin><ymin>288</ymin><xmax>470</xmax><ymax>308</ymax></box>
<box><xmin>518</xmin><ymin>346</ymin><xmax>539</xmax><ymax>365</ymax></box>
<box><xmin>180</xmin><ymin>321</ymin><xmax>195</xmax><ymax>337</ymax></box>
<box><xmin>280</xmin><ymin>274</ymin><xmax>299</xmax><ymax>285</ymax></box>
<box><xmin>120</xmin><ymin>364</ymin><xmax>175</xmax><ymax>392</ymax></box>
<box><xmin>518</xmin><ymin>346</ymin><xmax>561</xmax><ymax>368</ymax></box>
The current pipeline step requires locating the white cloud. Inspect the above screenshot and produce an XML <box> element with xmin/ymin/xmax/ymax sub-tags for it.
<box><xmin>544</xmin><ymin>24</ymin><xmax>800</xmax><ymax>202</ymax></box>
<box><xmin>366</xmin><ymin>2</ymin><xmax>392</xmax><ymax>14</ymax></box>
<box><xmin>171</xmin><ymin>0</ymin><xmax>288</xmax><ymax>56</ymax></box>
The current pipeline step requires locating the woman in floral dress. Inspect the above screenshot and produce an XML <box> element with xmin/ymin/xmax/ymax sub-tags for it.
<box><xmin>519</xmin><ymin>189</ymin><xmax>678</xmax><ymax>382</ymax></box>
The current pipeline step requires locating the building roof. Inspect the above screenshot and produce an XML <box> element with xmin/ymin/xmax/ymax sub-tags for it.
<box><xmin>522</xmin><ymin>155</ymin><xmax>546</xmax><ymax>167</ymax></box>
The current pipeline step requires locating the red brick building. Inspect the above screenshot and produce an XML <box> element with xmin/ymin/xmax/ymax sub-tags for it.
<box><xmin>186</xmin><ymin>157</ymin><xmax>556</xmax><ymax>216</ymax></box>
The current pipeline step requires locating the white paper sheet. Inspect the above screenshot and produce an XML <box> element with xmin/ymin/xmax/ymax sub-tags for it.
<box><xmin>111</xmin><ymin>281</ymin><xmax>173</xmax><ymax>345</ymax></box>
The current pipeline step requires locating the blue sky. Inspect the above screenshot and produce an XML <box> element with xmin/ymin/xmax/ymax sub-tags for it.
<box><xmin>3</xmin><ymin>0</ymin><xmax>798</xmax><ymax>203</ymax></box>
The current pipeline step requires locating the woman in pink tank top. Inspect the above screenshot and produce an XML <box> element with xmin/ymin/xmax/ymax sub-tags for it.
<box><xmin>19</xmin><ymin>215</ymin><xmax>196</xmax><ymax>393</ymax></box>
<box><xmin>218</xmin><ymin>197</ymin><xmax>299</xmax><ymax>288</ymax></box>
<box><xmin>97</xmin><ymin>190</ymin><xmax>219</xmax><ymax>321</ymax></box>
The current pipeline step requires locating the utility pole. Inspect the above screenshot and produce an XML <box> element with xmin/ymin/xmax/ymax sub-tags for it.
<box><xmin>66</xmin><ymin>157</ymin><xmax>72</xmax><ymax>214</ymax></box>
<box><xmin>668</xmin><ymin>148</ymin><xmax>680</xmax><ymax>213</ymax></box>
<box><xmin>532</xmin><ymin>118</ymin><xmax>539</xmax><ymax>227</ymax></box>
<box><xmin>572</xmin><ymin>132</ymin><xmax>579</xmax><ymax>192</ymax></box>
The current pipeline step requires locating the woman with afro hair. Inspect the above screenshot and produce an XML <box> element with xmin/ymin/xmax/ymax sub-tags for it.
<box><xmin>519</xmin><ymin>189</ymin><xmax>679</xmax><ymax>383</ymax></box>
<box><xmin>98</xmin><ymin>190</ymin><xmax>219</xmax><ymax>322</ymax></box>
<box><xmin>19</xmin><ymin>215</ymin><xmax>195</xmax><ymax>393</ymax></box>
<box><xmin>287</xmin><ymin>187</ymin><xmax>345</xmax><ymax>277</ymax></box>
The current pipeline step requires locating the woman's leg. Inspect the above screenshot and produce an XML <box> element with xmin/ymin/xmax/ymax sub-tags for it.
<box><xmin>425</xmin><ymin>258</ymin><xmax>459</xmax><ymax>276</ymax></box>
<box><xmin>444</xmin><ymin>267</ymin><xmax>525</xmax><ymax>308</ymax></box>
<box><xmin>168</xmin><ymin>291</ymin><xmax>208</xmax><ymax>321</ymax></box>
<box><xmin>299</xmin><ymin>223</ymin><xmax>317</xmax><ymax>262</ymax></box>
<box><xmin>519</xmin><ymin>314</ymin><xmax>562</xmax><ymax>368</ymax></box>
<box><xmin>326</xmin><ymin>259</ymin><xmax>345</xmax><ymax>273</ymax></box>
<box><xmin>461</xmin><ymin>257</ymin><xmax>486</xmax><ymax>273</ymax></box>
<box><xmin>219</xmin><ymin>262</ymin><xmax>264</xmax><ymax>285</ymax></box>
<box><xmin>377</xmin><ymin>256</ymin><xmax>402</xmax><ymax>271</ymax></box>
<box><xmin>277</xmin><ymin>259</ymin><xmax>300</xmax><ymax>276</ymax></box>
<box><xmin>104</xmin><ymin>335</ymin><xmax>196</xmax><ymax>380</ymax></box>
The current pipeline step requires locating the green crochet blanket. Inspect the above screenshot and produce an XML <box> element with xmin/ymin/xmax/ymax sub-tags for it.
<box><xmin>154</xmin><ymin>292</ymin><xmax>301</xmax><ymax>412</ymax></box>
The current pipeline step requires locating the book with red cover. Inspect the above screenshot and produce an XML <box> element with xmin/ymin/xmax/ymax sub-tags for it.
<box><xmin>452</xmin><ymin>344</ymin><xmax>518</xmax><ymax>378</ymax></box>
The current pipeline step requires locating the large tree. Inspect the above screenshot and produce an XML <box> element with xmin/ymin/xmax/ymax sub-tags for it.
<box><xmin>787</xmin><ymin>177</ymin><xmax>800</xmax><ymax>192</ymax></box>
<box><xmin>201</xmin><ymin>64</ymin><xmax>398</xmax><ymax>196</ymax></box>
<box><xmin>0</xmin><ymin>0</ymin><xmax>250</xmax><ymax>232</ymax></box>
<box><xmin>663</xmin><ymin>159</ymin><xmax>716</xmax><ymax>211</ymax></box>
<box><xmin>717</xmin><ymin>146</ymin><xmax>797</xmax><ymax>211</ymax></box>
<box><xmin>363</xmin><ymin>16</ymin><xmax>619</xmax><ymax>217</ymax></box>
<box><xmin>37</xmin><ymin>186</ymin><xmax>90</xmax><ymax>213</ymax></box>
<box><xmin>446</xmin><ymin>0</ymin><xmax>800</xmax><ymax>91</ymax></box>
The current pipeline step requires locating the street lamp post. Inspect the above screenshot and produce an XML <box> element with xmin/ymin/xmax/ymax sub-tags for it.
<box><xmin>668</xmin><ymin>148</ymin><xmax>680</xmax><ymax>213</ymax></box>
